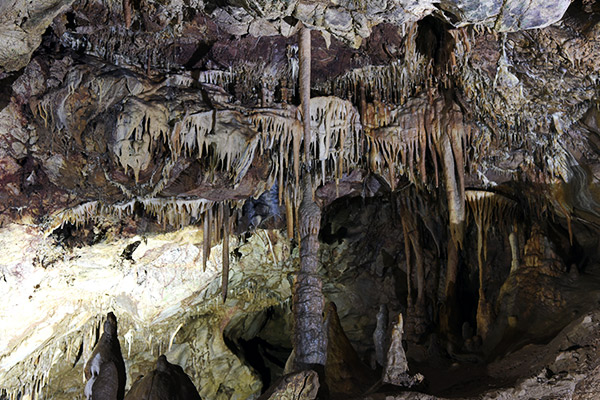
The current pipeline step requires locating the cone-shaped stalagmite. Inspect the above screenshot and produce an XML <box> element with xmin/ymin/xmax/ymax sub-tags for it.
<box><xmin>124</xmin><ymin>355</ymin><xmax>202</xmax><ymax>400</ymax></box>
<box><xmin>324</xmin><ymin>302</ymin><xmax>375</xmax><ymax>396</ymax></box>
<box><xmin>84</xmin><ymin>312</ymin><xmax>127</xmax><ymax>400</ymax></box>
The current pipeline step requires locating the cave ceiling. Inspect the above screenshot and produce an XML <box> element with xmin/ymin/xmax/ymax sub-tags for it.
<box><xmin>0</xmin><ymin>0</ymin><xmax>599</xmax><ymax>227</ymax></box>
<box><xmin>2</xmin><ymin>0</ymin><xmax>600</xmax><ymax>399</ymax></box>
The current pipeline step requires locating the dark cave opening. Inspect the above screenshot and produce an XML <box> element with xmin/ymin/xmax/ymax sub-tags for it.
<box><xmin>314</xmin><ymin>186</ymin><xmax>600</xmax><ymax>397</ymax></box>
<box><xmin>222</xmin><ymin>306</ymin><xmax>292</xmax><ymax>394</ymax></box>
<box><xmin>415</xmin><ymin>15</ymin><xmax>455</xmax><ymax>73</ymax></box>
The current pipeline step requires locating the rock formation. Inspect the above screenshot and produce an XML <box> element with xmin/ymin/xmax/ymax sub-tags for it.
<box><xmin>2</xmin><ymin>0</ymin><xmax>600</xmax><ymax>399</ymax></box>
<box><xmin>84</xmin><ymin>312</ymin><xmax>126</xmax><ymax>400</ymax></box>
<box><xmin>124</xmin><ymin>355</ymin><xmax>201</xmax><ymax>400</ymax></box>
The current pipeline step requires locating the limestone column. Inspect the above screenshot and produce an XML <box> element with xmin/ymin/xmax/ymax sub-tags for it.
<box><xmin>292</xmin><ymin>25</ymin><xmax>327</xmax><ymax>370</ymax></box>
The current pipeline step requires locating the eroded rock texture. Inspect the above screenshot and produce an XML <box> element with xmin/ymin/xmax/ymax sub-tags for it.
<box><xmin>3</xmin><ymin>0</ymin><xmax>600</xmax><ymax>399</ymax></box>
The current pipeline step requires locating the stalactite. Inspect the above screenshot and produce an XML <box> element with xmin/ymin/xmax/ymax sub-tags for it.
<box><xmin>221</xmin><ymin>205</ymin><xmax>230</xmax><ymax>303</ymax></box>
<box><xmin>203</xmin><ymin>207</ymin><xmax>211</xmax><ymax>272</ymax></box>
<box><xmin>435</xmin><ymin>102</ymin><xmax>466</xmax><ymax>248</ymax></box>
<box><xmin>299</xmin><ymin>26</ymin><xmax>312</xmax><ymax>163</ymax></box>
<box><xmin>466</xmin><ymin>190</ymin><xmax>518</xmax><ymax>339</ymax></box>
<box><xmin>285</xmin><ymin>188</ymin><xmax>294</xmax><ymax>239</ymax></box>
<box><xmin>441</xmin><ymin>239</ymin><xmax>459</xmax><ymax>335</ymax></box>
<box><xmin>122</xmin><ymin>0</ymin><xmax>132</xmax><ymax>29</ymax></box>
<box><xmin>509</xmin><ymin>223</ymin><xmax>519</xmax><ymax>273</ymax></box>
<box><xmin>400</xmin><ymin>210</ymin><xmax>413</xmax><ymax>307</ymax></box>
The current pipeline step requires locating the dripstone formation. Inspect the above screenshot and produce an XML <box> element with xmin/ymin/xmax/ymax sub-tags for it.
<box><xmin>2</xmin><ymin>1</ymin><xmax>600</xmax><ymax>399</ymax></box>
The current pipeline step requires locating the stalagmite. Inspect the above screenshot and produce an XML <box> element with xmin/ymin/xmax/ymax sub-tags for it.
<box><xmin>400</xmin><ymin>213</ymin><xmax>413</xmax><ymax>308</ymax></box>
<box><xmin>373</xmin><ymin>304</ymin><xmax>388</xmax><ymax>368</ymax></box>
<box><xmin>383</xmin><ymin>314</ymin><xmax>409</xmax><ymax>383</ymax></box>
<box><xmin>398</xmin><ymin>195</ymin><xmax>426</xmax><ymax>340</ymax></box>
<box><xmin>382</xmin><ymin>313</ymin><xmax>423</xmax><ymax>387</ymax></box>
<box><xmin>412</xmin><ymin>227</ymin><xmax>425</xmax><ymax>307</ymax></box>
<box><xmin>293</xmin><ymin>176</ymin><xmax>327</xmax><ymax>369</ymax></box>
<box><xmin>84</xmin><ymin>313</ymin><xmax>126</xmax><ymax>400</ymax></box>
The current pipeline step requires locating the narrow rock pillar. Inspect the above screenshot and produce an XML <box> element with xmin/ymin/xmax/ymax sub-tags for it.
<box><xmin>300</xmin><ymin>25</ymin><xmax>312</xmax><ymax>161</ymax></box>
<box><xmin>292</xmin><ymin>25</ymin><xmax>327</xmax><ymax>370</ymax></box>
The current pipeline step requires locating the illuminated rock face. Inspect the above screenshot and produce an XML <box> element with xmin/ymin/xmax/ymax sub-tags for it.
<box><xmin>3</xmin><ymin>0</ymin><xmax>600</xmax><ymax>399</ymax></box>
<box><xmin>0</xmin><ymin>224</ymin><xmax>300</xmax><ymax>399</ymax></box>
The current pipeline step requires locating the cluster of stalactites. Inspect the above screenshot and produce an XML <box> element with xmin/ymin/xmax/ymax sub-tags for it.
<box><xmin>48</xmin><ymin>198</ymin><xmax>239</xmax><ymax>303</ymax></box>
<box><xmin>449</xmin><ymin>26</ymin><xmax>579</xmax><ymax>186</ymax></box>
<box><xmin>67</xmin><ymin>87</ymin><xmax>478</xmax><ymax>244</ymax></box>
<box><xmin>306</xmin><ymin>96</ymin><xmax>364</xmax><ymax>187</ymax></box>
<box><xmin>113</xmin><ymin>98</ymin><xmax>170</xmax><ymax>183</ymax></box>
<box><xmin>365</xmin><ymin>91</ymin><xmax>473</xmax><ymax>191</ymax></box>
<box><xmin>465</xmin><ymin>190</ymin><xmax>518</xmax><ymax>257</ymax></box>
<box><xmin>196</xmin><ymin>70</ymin><xmax>234</xmax><ymax>87</ymax></box>
<box><xmin>246</xmin><ymin>98</ymin><xmax>363</xmax><ymax>240</ymax></box>
<box><xmin>114</xmin><ymin>94</ymin><xmax>364</xmax><ymax>197</ymax></box>
<box><xmin>314</xmin><ymin>23</ymin><xmax>430</xmax><ymax>105</ymax></box>
<box><xmin>50</xmin><ymin>197</ymin><xmax>218</xmax><ymax>231</ymax></box>
<box><xmin>172</xmin><ymin>109</ymin><xmax>259</xmax><ymax>185</ymax></box>
<box><xmin>249</xmin><ymin>108</ymin><xmax>302</xmax><ymax>204</ymax></box>
<box><xmin>0</xmin><ymin>314</ymin><xmax>104</xmax><ymax>400</ymax></box>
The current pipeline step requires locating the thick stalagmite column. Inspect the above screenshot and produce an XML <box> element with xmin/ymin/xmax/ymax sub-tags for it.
<box><xmin>292</xmin><ymin>25</ymin><xmax>327</xmax><ymax>370</ymax></box>
<box><xmin>293</xmin><ymin>177</ymin><xmax>327</xmax><ymax>367</ymax></box>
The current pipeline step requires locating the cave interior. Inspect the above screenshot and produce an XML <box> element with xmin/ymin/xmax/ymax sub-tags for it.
<box><xmin>2</xmin><ymin>0</ymin><xmax>600</xmax><ymax>399</ymax></box>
